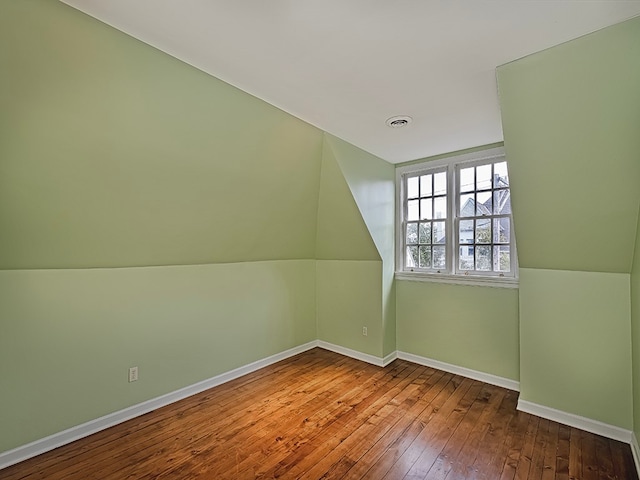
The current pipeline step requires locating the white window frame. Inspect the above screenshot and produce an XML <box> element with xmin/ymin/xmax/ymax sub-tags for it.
<box><xmin>395</xmin><ymin>147</ymin><xmax>518</xmax><ymax>288</ymax></box>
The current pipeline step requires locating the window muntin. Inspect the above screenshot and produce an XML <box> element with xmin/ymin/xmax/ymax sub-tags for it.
<box><xmin>455</xmin><ymin>160</ymin><xmax>512</xmax><ymax>275</ymax></box>
<box><xmin>397</xmin><ymin>148</ymin><xmax>516</xmax><ymax>282</ymax></box>
<box><xmin>404</xmin><ymin>169</ymin><xmax>448</xmax><ymax>271</ymax></box>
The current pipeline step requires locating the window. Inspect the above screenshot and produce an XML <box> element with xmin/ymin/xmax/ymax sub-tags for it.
<box><xmin>396</xmin><ymin>147</ymin><xmax>517</xmax><ymax>287</ymax></box>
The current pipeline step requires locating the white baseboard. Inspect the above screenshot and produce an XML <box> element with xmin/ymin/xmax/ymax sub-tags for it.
<box><xmin>0</xmin><ymin>341</ymin><xmax>318</xmax><ymax>471</ymax></box>
<box><xmin>317</xmin><ymin>341</ymin><xmax>386</xmax><ymax>367</ymax></box>
<box><xmin>382</xmin><ymin>351</ymin><xmax>397</xmax><ymax>367</ymax></box>
<box><xmin>631</xmin><ymin>432</ymin><xmax>640</xmax><ymax>478</ymax></box>
<box><xmin>396</xmin><ymin>351</ymin><xmax>520</xmax><ymax>391</ymax></box>
<box><xmin>517</xmin><ymin>399</ymin><xmax>632</xmax><ymax>444</ymax></box>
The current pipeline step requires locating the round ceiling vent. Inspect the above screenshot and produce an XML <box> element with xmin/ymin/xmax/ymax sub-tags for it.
<box><xmin>386</xmin><ymin>115</ymin><xmax>413</xmax><ymax>128</ymax></box>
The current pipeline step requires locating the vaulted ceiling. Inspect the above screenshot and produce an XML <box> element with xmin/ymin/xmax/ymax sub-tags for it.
<box><xmin>60</xmin><ymin>1</ymin><xmax>640</xmax><ymax>163</ymax></box>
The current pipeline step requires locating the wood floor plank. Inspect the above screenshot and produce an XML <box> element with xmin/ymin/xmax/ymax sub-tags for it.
<box><xmin>466</xmin><ymin>388</ymin><xmax>519</xmax><ymax>480</ymax></box>
<box><xmin>568</xmin><ymin>427</ymin><xmax>583</xmax><ymax>480</ymax></box>
<box><xmin>353</xmin><ymin>370</ymin><xmax>455</xmax><ymax>480</ymax></box>
<box><xmin>610</xmin><ymin>437</ymin><xmax>637</xmax><ymax>480</ymax></box>
<box><xmin>580</xmin><ymin>428</ymin><xmax>600</xmax><ymax>480</ymax></box>
<box><xmin>496</xmin><ymin>408</ymin><xmax>531</xmax><ymax>480</ymax></box>
<box><xmin>505</xmin><ymin>411</ymin><xmax>542</xmax><ymax>480</ymax></box>
<box><xmin>402</xmin><ymin>381</ymin><xmax>485</xmax><ymax>480</ymax></box>
<box><xmin>555</xmin><ymin>424</ymin><xmax>571</xmax><ymax>480</ymax></box>
<box><xmin>329</xmin><ymin>367</ymin><xmax>444</xmax><ymax>480</ymax></box>
<box><xmin>593</xmin><ymin>434</ymin><xmax>615</xmax><ymax>480</ymax></box>
<box><xmin>378</xmin><ymin>376</ymin><xmax>475</xmax><ymax>479</ymax></box>
<box><xmin>421</xmin><ymin>381</ymin><xmax>491</xmax><ymax>480</ymax></box>
<box><xmin>446</xmin><ymin>384</ymin><xmax>508</xmax><ymax>479</ymax></box>
<box><xmin>540</xmin><ymin>420</ymin><xmax>559</xmax><ymax>480</ymax></box>
<box><xmin>1</xmin><ymin>348</ymin><xmax>637</xmax><ymax>480</ymax></box>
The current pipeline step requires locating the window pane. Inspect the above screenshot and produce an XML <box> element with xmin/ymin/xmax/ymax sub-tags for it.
<box><xmin>459</xmin><ymin>220</ymin><xmax>474</xmax><ymax>244</ymax></box>
<box><xmin>494</xmin><ymin>245</ymin><xmax>511</xmax><ymax>272</ymax></box>
<box><xmin>476</xmin><ymin>164</ymin><xmax>492</xmax><ymax>190</ymax></box>
<box><xmin>407</xmin><ymin>176</ymin><xmax>419</xmax><ymax>199</ymax></box>
<box><xmin>402</xmin><ymin>154</ymin><xmax>513</xmax><ymax>277</ymax></box>
<box><xmin>494</xmin><ymin>161</ymin><xmax>509</xmax><ymax>187</ymax></box>
<box><xmin>459</xmin><ymin>246</ymin><xmax>474</xmax><ymax>270</ymax></box>
<box><xmin>406</xmin><ymin>246</ymin><xmax>418</xmax><ymax>268</ymax></box>
<box><xmin>475</xmin><ymin>219</ymin><xmax>491</xmax><ymax>244</ymax></box>
<box><xmin>407</xmin><ymin>200</ymin><xmax>419</xmax><ymax>221</ymax></box>
<box><xmin>493</xmin><ymin>218</ymin><xmax>510</xmax><ymax>243</ymax></box>
<box><xmin>460</xmin><ymin>167</ymin><xmax>474</xmax><ymax>193</ymax></box>
<box><xmin>476</xmin><ymin>246</ymin><xmax>491</xmax><ymax>271</ymax></box>
<box><xmin>476</xmin><ymin>191</ymin><xmax>492</xmax><ymax>216</ymax></box>
<box><xmin>433</xmin><ymin>221</ymin><xmax>446</xmax><ymax>244</ymax></box>
<box><xmin>434</xmin><ymin>197</ymin><xmax>447</xmax><ymax>219</ymax></box>
<box><xmin>433</xmin><ymin>246</ymin><xmax>446</xmax><ymax>269</ymax></box>
<box><xmin>419</xmin><ymin>222</ymin><xmax>431</xmax><ymax>244</ymax></box>
<box><xmin>420</xmin><ymin>174</ymin><xmax>432</xmax><ymax>197</ymax></box>
<box><xmin>494</xmin><ymin>190</ymin><xmax>511</xmax><ymax>215</ymax></box>
<box><xmin>434</xmin><ymin>172</ymin><xmax>447</xmax><ymax>195</ymax></box>
<box><xmin>420</xmin><ymin>198</ymin><xmax>432</xmax><ymax>220</ymax></box>
<box><xmin>460</xmin><ymin>193</ymin><xmax>474</xmax><ymax>216</ymax></box>
<box><xmin>419</xmin><ymin>246</ymin><xmax>431</xmax><ymax>268</ymax></box>
<box><xmin>406</xmin><ymin>222</ymin><xmax>418</xmax><ymax>244</ymax></box>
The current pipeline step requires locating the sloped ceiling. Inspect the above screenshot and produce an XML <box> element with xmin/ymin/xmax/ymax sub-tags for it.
<box><xmin>59</xmin><ymin>0</ymin><xmax>640</xmax><ymax>163</ymax></box>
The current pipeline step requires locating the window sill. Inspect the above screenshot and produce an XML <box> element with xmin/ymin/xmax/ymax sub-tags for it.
<box><xmin>395</xmin><ymin>271</ymin><xmax>519</xmax><ymax>289</ymax></box>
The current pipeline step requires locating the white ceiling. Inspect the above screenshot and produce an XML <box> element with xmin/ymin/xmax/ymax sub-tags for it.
<box><xmin>60</xmin><ymin>1</ymin><xmax>640</xmax><ymax>164</ymax></box>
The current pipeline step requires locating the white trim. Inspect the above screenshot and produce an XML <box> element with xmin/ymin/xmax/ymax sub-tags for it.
<box><xmin>0</xmin><ymin>341</ymin><xmax>318</xmax><ymax>470</ymax></box>
<box><xmin>516</xmin><ymin>399</ymin><xmax>632</xmax><ymax>444</ymax></box>
<box><xmin>395</xmin><ymin>146</ymin><xmax>519</xmax><ymax>286</ymax></box>
<box><xmin>396</xmin><ymin>351</ymin><xmax>520</xmax><ymax>391</ymax></box>
<box><xmin>396</xmin><ymin>147</ymin><xmax>506</xmax><ymax>174</ymax></box>
<box><xmin>317</xmin><ymin>341</ymin><xmax>386</xmax><ymax>367</ymax></box>
<box><xmin>382</xmin><ymin>351</ymin><xmax>398</xmax><ymax>367</ymax></box>
<box><xmin>631</xmin><ymin>432</ymin><xmax>640</xmax><ymax>478</ymax></box>
<box><xmin>395</xmin><ymin>271</ymin><xmax>518</xmax><ymax>289</ymax></box>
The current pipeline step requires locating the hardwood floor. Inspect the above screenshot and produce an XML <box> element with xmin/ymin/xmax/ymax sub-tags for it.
<box><xmin>1</xmin><ymin>348</ymin><xmax>637</xmax><ymax>480</ymax></box>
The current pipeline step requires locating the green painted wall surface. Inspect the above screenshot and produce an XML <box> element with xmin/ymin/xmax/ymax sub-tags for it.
<box><xmin>631</xmin><ymin>207</ymin><xmax>640</xmax><ymax>439</ymax></box>
<box><xmin>396</xmin><ymin>281</ymin><xmax>519</xmax><ymax>381</ymax></box>
<box><xmin>519</xmin><ymin>268</ymin><xmax>632</xmax><ymax>429</ymax></box>
<box><xmin>324</xmin><ymin>135</ymin><xmax>397</xmax><ymax>356</ymax></box>
<box><xmin>0</xmin><ymin>1</ymin><xmax>323</xmax><ymax>269</ymax></box>
<box><xmin>497</xmin><ymin>17</ymin><xmax>640</xmax><ymax>273</ymax></box>
<box><xmin>316</xmin><ymin>261</ymin><xmax>383</xmax><ymax>357</ymax></box>
<box><xmin>324</xmin><ymin>135</ymin><xmax>395</xmax><ymax>263</ymax></box>
<box><xmin>315</xmin><ymin>138</ymin><xmax>379</xmax><ymax>261</ymax></box>
<box><xmin>0</xmin><ymin>260</ymin><xmax>316</xmax><ymax>452</ymax></box>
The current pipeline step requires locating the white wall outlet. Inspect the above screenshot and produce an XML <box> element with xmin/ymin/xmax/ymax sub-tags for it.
<box><xmin>128</xmin><ymin>366</ymin><xmax>139</xmax><ymax>383</ymax></box>
<box><xmin>362</xmin><ymin>326</ymin><xmax>368</xmax><ymax>336</ymax></box>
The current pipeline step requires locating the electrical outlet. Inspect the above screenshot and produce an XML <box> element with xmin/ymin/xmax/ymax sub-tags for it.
<box><xmin>362</xmin><ymin>326</ymin><xmax>367</xmax><ymax>336</ymax></box>
<box><xmin>128</xmin><ymin>366</ymin><xmax>139</xmax><ymax>383</ymax></box>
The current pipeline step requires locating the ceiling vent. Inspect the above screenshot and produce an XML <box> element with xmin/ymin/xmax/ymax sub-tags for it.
<box><xmin>386</xmin><ymin>115</ymin><xmax>413</xmax><ymax>128</ymax></box>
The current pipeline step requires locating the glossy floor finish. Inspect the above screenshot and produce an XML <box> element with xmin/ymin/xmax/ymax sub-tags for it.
<box><xmin>1</xmin><ymin>348</ymin><xmax>637</xmax><ymax>479</ymax></box>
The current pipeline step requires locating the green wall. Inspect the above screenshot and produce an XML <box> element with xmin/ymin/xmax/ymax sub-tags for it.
<box><xmin>396</xmin><ymin>281</ymin><xmax>519</xmax><ymax>381</ymax></box>
<box><xmin>519</xmin><ymin>269</ymin><xmax>632</xmax><ymax>428</ymax></box>
<box><xmin>316</xmin><ymin>261</ymin><xmax>383</xmax><ymax>357</ymax></box>
<box><xmin>498</xmin><ymin>17</ymin><xmax>640</xmax><ymax>429</ymax></box>
<box><xmin>498</xmin><ymin>17</ymin><xmax>640</xmax><ymax>274</ymax></box>
<box><xmin>0</xmin><ymin>0</ymin><xmax>323</xmax><ymax>269</ymax></box>
<box><xmin>0</xmin><ymin>0</ymin><xmax>396</xmax><ymax>455</ymax></box>
<box><xmin>315</xmin><ymin>139</ymin><xmax>379</xmax><ymax>261</ymax></box>
<box><xmin>632</xmin><ymin>207</ymin><xmax>640</xmax><ymax>440</ymax></box>
<box><xmin>324</xmin><ymin>135</ymin><xmax>397</xmax><ymax>357</ymax></box>
<box><xmin>315</xmin><ymin>135</ymin><xmax>396</xmax><ymax>359</ymax></box>
<box><xmin>0</xmin><ymin>261</ymin><xmax>317</xmax><ymax>452</ymax></box>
